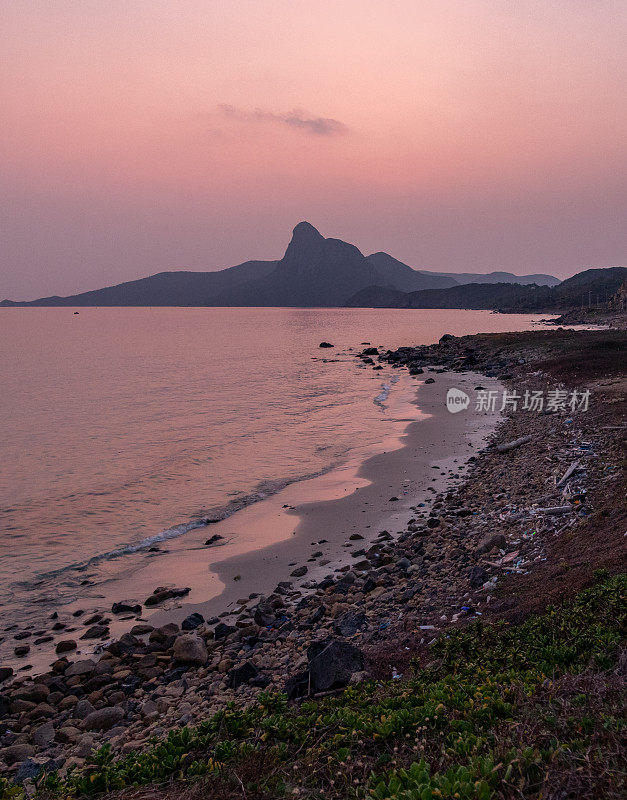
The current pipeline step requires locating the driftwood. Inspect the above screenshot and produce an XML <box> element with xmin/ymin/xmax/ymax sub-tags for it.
<box><xmin>557</xmin><ymin>460</ymin><xmax>581</xmax><ymax>487</ymax></box>
<box><xmin>531</xmin><ymin>505</ymin><xmax>572</xmax><ymax>516</ymax></box>
<box><xmin>496</xmin><ymin>435</ymin><xmax>532</xmax><ymax>453</ymax></box>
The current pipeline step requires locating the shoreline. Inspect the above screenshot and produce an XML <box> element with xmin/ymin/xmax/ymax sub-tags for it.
<box><xmin>1</xmin><ymin>367</ymin><xmax>500</xmax><ymax>676</ymax></box>
<box><xmin>1</xmin><ymin>326</ymin><xmax>624</xmax><ymax>784</ymax></box>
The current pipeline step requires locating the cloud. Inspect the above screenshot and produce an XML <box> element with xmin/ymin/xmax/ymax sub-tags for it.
<box><xmin>218</xmin><ymin>104</ymin><xmax>347</xmax><ymax>136</ymax></box>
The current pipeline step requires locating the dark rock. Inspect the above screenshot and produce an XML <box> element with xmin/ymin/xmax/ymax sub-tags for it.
<box><xmin>334</xmin><ymin>612</ymin><xmax>367</xmax><ymax>637</ymax></box>
<box><xmin>426</xmin><ymin>517</ymin><xmax>440</xmax><ymax>529</ymax></box>
<box><xmin>14</xmin><ymin>683</ymin><xmax>50</xmax><ymax>703</ymax></box>
<box><xmin>1</xmin><ymin>743</ymin><xmax>35</xmax><ymax>766</ymax></box>
<box><xmin>362</xmin><ymin>347</ymin><xmax>378</xmax><ymax>355</ymax></box>
<box><xmin>424</xmin><ymin>377</ymin><xmax>435</xmax><ymax>384</ymax></box>
<box><xmin>82</xmin><ymin>706</ymin><xmax>125</xmax><ymax>731</ymax></box>
<box><xmin>214</xmin><ymin>622</ymin><xmax>237</xmax><ymax>640</ymax></box>
<box><xmin>181</xmin><ymin>612</ymin><xmax>205</xmax><ymax>631</ymax></box>
<box><xmin>80</xmin><ymin>624</ymin><xmax>109</xmax><ymax>640</ymax></box>
<box><xmin>253</xmin><ymin>604</ymin><xmax>276</xmax><ymax>627</ymax></box>
<box><xmin>284</xmin><ymin>671</ymin><xmax>309</xmax><ymax>700</ymax></box>
<box><xmin>0</xmin><ymin>667</ymin><xmax>14</xmax><ymax>682</ymax></box>
<box><xmin>319</xmin><ymin>342</ymin><xmax>334</xmax><ymax>348</ymax></box>
<box><xmin>14</xmin><ymin>645</ymin><xmax>30</xmax><ymax>657</ymax></box>
<box><xmin>290</xmin><ymin>565</ymin><xmax>308</xmax><ymax>577</ymax></box>
<box><xmin>469</xmin><ymin>566</ymin><xmax>489</xmax><ymax>589</ymax></box>
<box><xmin>55</xmin><ymin>640</ymin><xmax>77</xmax><ymax>654</ymax></box>
<box><xmin>112</xmin><ymin>601</ymin><xmax>141</xmax><ymax>615</ymax></box>
<box><xmin>227</xmin><ymin>661</ymin><xmax>258</xmax><ymax>689</ymax></box>
<box><xmin>476</xmin><ymin>533</ymin><xmax>507</xmax><ymax>554</ymax></box>
<box><xmin>362</xmin><ymin>577</ymin><xmax>377</xmax><ymax>594</ymax></box>
<box><xmin>309</xmin><ymin>640</ymin><xmax>364</xmax><ymax>693</ymax></box>
<box><xmin>204</xmin><ymin>534</ymin><xmax>224</xmax><ymax>546</ymax></box>
<box><xmin>439</xmin><ymin>334</ymin><xmax>454</xmax><ymax>342</ymax></box>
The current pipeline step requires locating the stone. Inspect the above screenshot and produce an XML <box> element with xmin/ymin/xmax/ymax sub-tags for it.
<box><xmin>65</xmin><ymin>659</ymin><xmax>96</xmax><ymax>677</ymax></box>
<box><xmin>14</xmin><ymin>683</ymin><xmax>50</xmax><ymax>703</ymax></box>
<box><xmin>0</xmin><ymin>666</ymin><xmax>14</xmax><ymax>682</ymax></box>
<box><xmin>172</xmin><ymin>634</ymin><xmax>208</xmax><ymax>665</ymax></box>
<box><xmin>112</xmin><ymin>601</ymin><xmax>142</xmax><ymax>615</ymax></box>
<box><xmin>476</xmin><ymin>533</ymin><xmax>507</xmax><ymax>554</ymax></box>
<box><xmin>290</xmin><ymin>565</ymin><xmax>308</xmax><ymax>577</ymax></box>
<box><xmin>469</xmin><ymin>566</ymin><xmax>489</xmax><ymax>589</ymax></box>
<box><xmin>334</xmin><ymin>612</ymin><xmax>367</xmax><ymax>637</ymax></box>
<box><xmin>308</xmin><ymin>640</ymin><xmax>364</xmax><ymax>693</ymax></box>
<box><xmin>80</xmin><ymin>624</ymin><xmax>109</xmax><ymax>640</ymax></box>
<box><xmin>14</xmin><ymin>645</ymin><xmax>30</xmax><ymax>657</ymax></box>
<box><xmin>74</xmin><ymin>699</ymin><xmax>96</xmax><ymax>719</ymax></box>
<box><xmin>31</xmin><ymin>721</ymin><xmax>55</xmax><ymax>747</ymax></box>
<box><xmin>82</xmin><ymin>706</ymin><xmax>125</xmax><ymax>732</ymax></box>
<box><xmin>2</xmin><ymin>744</ymin><xmax>35</xmax><ymax>765</ymax></box>
<box><xmin>181</xmin><ymin>612</ymin><xmax>205</xmax><ymax>631</ymax></box>
<box><xmin>214</xmin><ymin>622</ymin><xmax>237</xmax><ymax>640</ymax></box>
<box><xmin>319</xmin><ymin>342</ymin><xmax>334</xmax><ymax>348</ymax></box>
<box><xmin>130</xmin><ymin>624</ymin><xmax>154</xmax><ymax>636</ymax></box>
<box><xmin>227</xmin><ymin>661</ymin><xmax>258</xmax><ymax>689</ymax></box>
<box><xmin>55</xmin><ymin>640</ymin><xmax>77</xmax><ymax>654</ymax></box>
<box><xmin>424</xmin><ymin>377</ymin><xmax>435</xmax><ymax>384</ymax></box>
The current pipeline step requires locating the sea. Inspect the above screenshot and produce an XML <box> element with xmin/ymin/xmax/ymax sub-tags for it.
<box><xmin>0</xmin><ymin>307</ymin><xmax>550</xmax><ymax>663</ymax></box>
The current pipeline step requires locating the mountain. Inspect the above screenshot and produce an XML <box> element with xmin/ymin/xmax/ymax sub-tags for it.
<box><xmin>365</xmin><ymin>253</ymin><xmax>457</xmax><ymax>291</ymax></box>
<box><xmin>211</xmin><ymin>221</ymin><xmax>384</xmax><ymax>306</ymax></box>
<box><xmin>1</xmin><ymin>221</ymin><xmax>563</xmax><ymax>308</ymax></box>
<box><xmin>0</xmin><ymin>260</ymin><xmax>277</xmax><ymax>307</ymax></box>
<box><xmin>420</xmin><ymin>270</ymin><xmax>560</xmax><ymax>287</ymax></box>
<box><xmin>345</xmin><ymin>266</ymin><xmax>627</xmax><ymax>312</ymax></box>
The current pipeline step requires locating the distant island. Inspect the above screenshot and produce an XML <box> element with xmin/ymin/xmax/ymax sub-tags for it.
<box><xmin>1</xmin><ymin>221</ymin><xmax>562</xmax><ymax>309</ymax></box>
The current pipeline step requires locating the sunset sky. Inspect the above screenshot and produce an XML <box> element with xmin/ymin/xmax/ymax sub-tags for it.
<box><xmin>2</xmin><ymin>0</ymin><xmax>626</xmax><ymax>299</ymax></box>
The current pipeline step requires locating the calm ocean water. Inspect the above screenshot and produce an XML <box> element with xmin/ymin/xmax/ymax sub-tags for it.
<box><xmin>0</xmin><ymin>307</ymin><xmax>548</xmax><ymax>643</ymax></box>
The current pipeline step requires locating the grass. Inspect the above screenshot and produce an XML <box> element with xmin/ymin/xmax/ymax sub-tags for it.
<box><xmin>4</xmin><ymin>574</ymin><xmax>625</xmax><ymax>800</ymax></box>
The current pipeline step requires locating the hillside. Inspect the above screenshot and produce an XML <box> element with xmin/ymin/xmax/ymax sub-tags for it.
<box><xmin>346</xmin><ymin>266</ymin><xmax>627</xmax><ymax>312</ymax></box>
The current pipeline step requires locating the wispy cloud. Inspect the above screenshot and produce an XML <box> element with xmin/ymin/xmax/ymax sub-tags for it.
<box><xmin>218</xmin><ymin>104</ymin><xmax>347</xmax><ymax>136</ymax></box>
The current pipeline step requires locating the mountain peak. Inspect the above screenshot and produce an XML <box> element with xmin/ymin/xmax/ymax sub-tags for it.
<box><xmin>291</xmin><ymin>221</ymin><xmax>323</xmax><ymax>242</ymax></box>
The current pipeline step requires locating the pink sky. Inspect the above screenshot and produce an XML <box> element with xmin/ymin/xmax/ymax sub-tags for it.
<box><xmin>1</xmin><ymin>0</ymin><xmax>626</xmax><ymax>299</ymax></box>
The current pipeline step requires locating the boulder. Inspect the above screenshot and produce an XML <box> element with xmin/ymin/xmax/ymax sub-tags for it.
<box><xmin>82</xmin><ymin>706</ymin><xmax>125</xmax><ymax>732</ymax></box>
<box><xmin>227</xmin><ymin>661</ymin><xmax>258</xmax><ymax>689</ymax></box>
<box><xmin>172</xmin><ymin>634</ymin><xmax>208</xmax><ymax>665</ymax></box>
<box><xmin>181</xmin><ymin>612</ymin><xmax>205</xmax><ymax>631</ymax></box>
<box><xmin>290</xmin><ymin>565</ymin><xmax>308</xmax><ymax>577</ymax></box>
<box><xmin>31</xmin><ymin>721</ymin><xmax>55</xmax><ymax>747</ymax></box>
<box><xmin>65</xmin><ymin>659</ymin><xmax>96</xmax><ymax>678</ymax></box>
<box><xmin>308</xmin><ymin>640</ymin><xmax>364</xmax><ymax>693</ymax></box>
<box><xmin>55</xmin><ymin>640</ymin><xmax>77</xmax><ymax>654</ymax></box>
<box><xmin>1</xmin><ymin>744</ymin><xmax>35</xmax><ymax>766</ymax></box>
<box><xmin>112</xmin><ymin>601</ymin><xmax>141</xmax><ymax>615</ymax></box>
<box><xmin>0</xmin><ymin>667</ymin><xmax>13</xmax><ymax>683</ymax></box>
<box><xmin>319</xmin><ymin>342</ymin><xmax>334</xmax><ymax>348</ymax></box>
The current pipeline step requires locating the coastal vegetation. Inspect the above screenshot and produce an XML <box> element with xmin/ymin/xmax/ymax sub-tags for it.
<box><xmin>3</xmin><ymin>573</ymin><xmax>623</xmax><ymax>800</ymax></box>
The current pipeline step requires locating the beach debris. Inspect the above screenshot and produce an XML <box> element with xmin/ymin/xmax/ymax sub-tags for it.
<box><xmin>556</xmin><ymin>460</ymin><xmax>581</xmax><ymax>486</ymax></box>
<box><xmin>495</xmin><ymin>435</ymin><xmax>533</xmax><ymax>453</ymax></box>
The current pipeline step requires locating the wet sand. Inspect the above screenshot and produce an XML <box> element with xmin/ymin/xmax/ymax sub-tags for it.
<box><xmin>148</xmin><ymin>370</ymin><xmax>502</xmax><ymax>628</ymax></box>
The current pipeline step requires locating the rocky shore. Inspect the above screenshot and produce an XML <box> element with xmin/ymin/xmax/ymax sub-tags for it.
<box><xmin>1</xmin><ymin>327</ymin><xmax>625</xmax><ymax>787</ymax></box>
